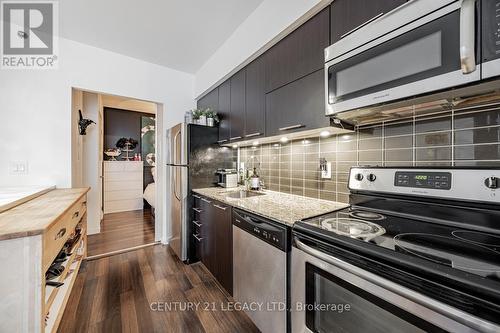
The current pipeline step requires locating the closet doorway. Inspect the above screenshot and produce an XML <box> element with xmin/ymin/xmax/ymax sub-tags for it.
<box><xmin>71</xmin><ymin>89</ymin><xmax>164</xmax><ymax>258</ymax></box>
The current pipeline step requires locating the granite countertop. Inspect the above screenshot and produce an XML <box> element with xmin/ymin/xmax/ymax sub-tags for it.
<box><xmin>192</xmin><ymin>187</ymin><xmax>349</xmax><ymax>226</ymax></box>
<box><xmin>0</xmin><ymin>186</ymin><xmax>55</xmax><ymax>213</ymax></box>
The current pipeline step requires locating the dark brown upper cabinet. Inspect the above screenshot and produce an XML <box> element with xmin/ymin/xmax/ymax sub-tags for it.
<box><xmin>265</xmin><ymin>7</ymin><xmax>330</xmax><ymax>93</ymax></box>
<box><xmin>218</xmin><ymin>80</ymin><xmax>231</xmax><ymax>143</ymax></box>
<box><xmin>266</xmin><ymin>69</ymin><xmax>329</xmax><ymax>136</ymax></box>
<box><xmin>197</xmin><ymin>87</ymin><xmax>218</xmax><ymax>112</ymax></box>
<box><xmin>230</xmin><ymin>69</ymin><xmax>246</xmax><ymax>141</ymax></box>
<box><xmin>330</xmin><ymin>0</ymin><xmax>407</xmax><ymax>44</ymax></box>
<box><xmin>244</xmin><ymin>57</ymin><xmax>266</xmax><ymax>140</ymax></box>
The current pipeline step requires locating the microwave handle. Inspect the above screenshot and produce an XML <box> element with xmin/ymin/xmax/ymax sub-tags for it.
<box><xmin>460</xmin><ymin>0</ymin><xmax>476</xmax><ymax>74</ymax></box>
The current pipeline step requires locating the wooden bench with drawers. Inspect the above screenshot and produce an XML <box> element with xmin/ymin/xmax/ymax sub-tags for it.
<box><xmin>0</xmin><ymin>188</ymin><xmax>89</xmax><ymax>333</ymax></box>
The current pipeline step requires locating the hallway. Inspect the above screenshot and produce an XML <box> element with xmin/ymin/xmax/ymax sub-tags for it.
<box><xmin>87</xmin><ymin>209</ymin><xmax>155</xmax><ymax>257</ymax></box>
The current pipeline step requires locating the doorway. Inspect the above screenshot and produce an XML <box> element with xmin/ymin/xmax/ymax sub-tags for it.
<box><xmin>71</xmin><ymin>89</ymin><xmax>164</xmax><ymax>258</ymax></box>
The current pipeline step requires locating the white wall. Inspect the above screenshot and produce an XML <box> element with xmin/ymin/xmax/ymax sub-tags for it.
<box><xmin>81</xmin><ymin>92</ymin><xmax>101</xmax><ymax>234</ymax></box>
<box><xmin>0</xmin><ymin>38</ymin><xmax>195</xmax><ymax>188</ymax></box>
<box><xmin>194</xmin><ymin>0</ymin><xmax>327</xmax><ymax>97</ymax></box>
<box><xmin>0</xmin><ymin>38</ymin><xmax>195</xmax><ymax>243</ymax></box>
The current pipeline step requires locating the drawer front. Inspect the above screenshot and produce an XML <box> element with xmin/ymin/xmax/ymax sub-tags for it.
<box><xmin>71</xmin><ymin>196</ymin><xmax>87</xmax><ymax>231</ymax></box>
<box><xmin>104</xmin><ymin>172</ymin><xmax>142</xmax><ymax>182</ymax></box>
<box><xmin>104</xmin><ymin>198</ymin><xmax>143</xmax><ymax>214</ymax></box>
<box><xmin>192</xmin><ymin>219</ymin><xmax>202</xmax><ymax>235</ymax></box>
<box><xmin>105</xmin><ymin>180</ymin><xmax>143</xmax><ymax>192</ymax></box>
<box><xmin>104</xmin><ymin>161</ymin><xmax>143</xmax><ymax>172</ymax></box>
<box><xmin>43</xmin><ymin>196</ymin><xmax>86</xmax><ymax>272</ymax></box>
<box><xmin>104</xmin><ymin>188</ymin><xmax>143</xmax><ymax>201</ymax></box>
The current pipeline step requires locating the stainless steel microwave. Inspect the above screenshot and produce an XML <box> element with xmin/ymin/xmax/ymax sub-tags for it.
<box><xmin>325</xmin><ymin>0</ymin><xmax>500</xmax><ymax>117</ymax></box>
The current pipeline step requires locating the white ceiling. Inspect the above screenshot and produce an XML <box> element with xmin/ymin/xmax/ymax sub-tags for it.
<box><xmin>60</xmin><ymin>0</ymin><xmax>265</xmax><ymax>73</ymax></box>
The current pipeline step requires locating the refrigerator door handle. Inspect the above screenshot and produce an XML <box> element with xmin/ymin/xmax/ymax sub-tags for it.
<box><xmin>173</xmin><ymin>130</ymin><xmax>181</xmax><ymax>165</ymax></box>
<box><xmin>173</xmin><ymin>167</ymin><xmax>180</xmax><ymax>201</ymax></box>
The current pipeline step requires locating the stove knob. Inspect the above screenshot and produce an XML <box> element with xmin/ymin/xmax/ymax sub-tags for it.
<box><xmin>354</xmin><ymin>173</ymin><xmax>363</xmax><ymax>181</ymax></box>
<box><xmin>485</xmin><ymin>177</ymin><xmax>499</xmax><ymax>189</ymax></box>
<box><xmin>367</xmin><ymin>174</ymin><xmax>377</xmax><ymax>182</ymax></box>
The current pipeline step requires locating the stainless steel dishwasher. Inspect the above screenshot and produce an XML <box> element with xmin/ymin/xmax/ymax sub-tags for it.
<box><xmin>233</xmin><ymin>208</ymin><xmax>288</xmax><ymax>333</ymax></box>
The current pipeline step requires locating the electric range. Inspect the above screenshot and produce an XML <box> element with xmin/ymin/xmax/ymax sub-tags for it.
<box><xmin>291</xmin><ymin>167</ymin><xmax>500</xmax><ymax>333</ymax></box>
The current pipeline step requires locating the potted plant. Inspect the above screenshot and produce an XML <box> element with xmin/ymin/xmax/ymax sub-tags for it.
<box><xmin>191</xmin><ymin>108</ymin><xmax>204</xmax><ymax>125</ymax></box>
<box><xmin>204</xmin><ymin>108</ymin><xmax>219</xmax><ymax>127</ymax></box>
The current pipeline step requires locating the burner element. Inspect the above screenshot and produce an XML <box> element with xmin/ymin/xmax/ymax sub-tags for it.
<box><xmin>320</xmin><ymin>218</ymin><xmax>385</xmax><ymax>241</ymax></box>
<box><xmin>394</xmin><ymin>233</ymin><xmax>500</xmax><ymax>276</ymax></box>
<box><xmin>349</xmin><ymin>210</ymin><xmax>386</xmax><ymax>221</ymax></box>
<box><xmin>452</xmin><ymin>230</ymin><xmax>500</xmax><ymax>248</ymax></box>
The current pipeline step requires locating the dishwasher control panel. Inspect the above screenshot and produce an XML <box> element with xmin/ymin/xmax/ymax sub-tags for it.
<box><xmin>233</xmin><ymin>209</ymin><xmax>288</xmax><ymax>251</ymax></box>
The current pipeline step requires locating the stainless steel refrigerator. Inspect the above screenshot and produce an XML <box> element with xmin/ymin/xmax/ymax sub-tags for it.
<box><xmin>166</xmin><ymin>123</ymin><xmax>234</xmax><ymax>263</ymax></box>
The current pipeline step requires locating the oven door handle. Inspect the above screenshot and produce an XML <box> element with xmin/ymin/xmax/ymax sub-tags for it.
<box><xmin>459</xmin><ymin>0</ymin><xmax>477</xmax><ymax>74</ymax></box>
<box><xmin>294</xmin><ymin>238</ymin><xmax>499</xmax><ymax>333</ymax></box>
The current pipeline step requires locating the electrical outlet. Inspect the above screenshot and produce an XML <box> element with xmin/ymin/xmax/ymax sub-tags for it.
<box><xmin>9</xmin><ymin>161</ymin><xmax>28</xmax><ymax>175</ymax></box>
<box><xmin>321</xmin><ymin>162</ymin><xmax>332</xmax><ymax>179</ymax></box>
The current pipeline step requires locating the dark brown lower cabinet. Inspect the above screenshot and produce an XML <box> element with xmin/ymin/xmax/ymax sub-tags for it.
<box><xmin>212</xmin><ymin>200</ymin><xmax>233</xmax><ymax>295</ymax></box>
<box><xmin>194</xmin><ymin>194</ymin><xmax>233</xmax><ymax>295</ymax></box>
<box><xmin>198</xmin><ymin>196</ymin><xmax>215</xmax><ymax>273</ymax></box>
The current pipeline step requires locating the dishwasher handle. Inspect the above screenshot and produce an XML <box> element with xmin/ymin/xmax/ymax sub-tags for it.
<box><xmin>233</xmin><ymin>209</ymin><xmax>287</xmax><ymax>251</ymax></box>
<box><xmin>233</xmin><ymin>210</ymin><xmax>281</xmax><ymax>233</ymax></box>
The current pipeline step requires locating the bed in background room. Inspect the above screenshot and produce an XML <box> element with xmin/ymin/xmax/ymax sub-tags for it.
<box><xmin>143</xmin><ymin>166</ymin><xmax>156</xmax><ymax>217</ymax></box>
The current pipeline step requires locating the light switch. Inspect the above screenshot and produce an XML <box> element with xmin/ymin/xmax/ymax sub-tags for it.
<box><xmin>321</xmin><ymin>162</ymin><xmax>332</xmax><ymax>179</ymax></box>
<box><xmin>9</xmin><ymin>161</ymin><xmax>28</xmax><ymax>175</ymax></box>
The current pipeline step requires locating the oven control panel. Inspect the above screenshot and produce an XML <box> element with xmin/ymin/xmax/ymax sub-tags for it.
<box><xmin>348</xmin><ymin>167</ymin><xmax>499</xmax><ymax>204</ymax></box>
<box><xmin>394</xmin><ymin>171</ymin><xmax>452</xmax><ymax>190</ymax></box>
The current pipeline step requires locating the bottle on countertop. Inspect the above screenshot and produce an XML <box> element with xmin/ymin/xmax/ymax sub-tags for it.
<box><xmin>250</xmin><ymin>167</ymin><xmax>260</xmax><ymax>190</ymax></box>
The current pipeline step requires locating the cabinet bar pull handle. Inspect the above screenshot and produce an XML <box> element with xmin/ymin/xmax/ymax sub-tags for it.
<box><xmin>55</xmin><ymin>228</ymin><xmax>67</xmax><ymax>240</ymax></box>
<box><xmin>230</xmin><ymin>136</ymin><xmax>242</xmax><ymax>140</ymax></box>
<box><xmin>340</xmin><ymin>12</ymin><xmax>384</xmax><ymax>39</ymax></box>
<box><xmin>192</xmin><ymin>194</ymin><xmax>201</xmax><ymax>199</ymax></box>
<box><xmin>279</xmin><ymin>124</ymin><xmax>304</xmax><ymax>131</ymax></box>
<box><xmin>72</xmin><ymin>211</ymin><xmax>80</xmax><ymax>219</ymax></box>
<box><xmin>213</xmin><ymin>204</ymin><xmax>227</xmax><ymax>211</ymax></box>
<box><xmin>217</xmin><ymin>139</ymin><xmax>228</xmax><ymax>144</ymax></box>
<box><xmin>245</xmin><ymin>132</ymin><xmax>262</xmax><ymax>138</ymax></box>
<box><xmin>201</xmin><ymin>198</ymin><xmax>212</xmax><ymax>204</ymax></box>
<box><xmin>193</xmin><ymin>220</ymin><xmax>202</xmax><ymax>227</ymax></box>
<box><xmin>193</xmin><ymin>234</ymin><xmax>203</xmax><ymax>242</ymax></box>
<box><xmin>193</xmin><ymin>208</ymin><xmax>202</xmax><ymax>213</ymax></box>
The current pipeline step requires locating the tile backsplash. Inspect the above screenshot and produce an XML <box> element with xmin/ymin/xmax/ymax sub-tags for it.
<box><xmin>239</xmin><ymin>107</ymin><xmax>500</xmax><ymax>203</ymax></box>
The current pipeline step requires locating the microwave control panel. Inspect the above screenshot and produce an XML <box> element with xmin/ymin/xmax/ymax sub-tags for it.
<box><xmin>394</xmin><ymin>172</ymin><xmax>452</xmax><ymax>190</ymax></box>
<box><xmin>482</xmin><ymin>0</ymin><xmax>500</xmax><ymax>62</ymax></box>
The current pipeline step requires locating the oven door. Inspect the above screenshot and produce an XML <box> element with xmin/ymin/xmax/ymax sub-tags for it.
<box><xmin>325</xmin><ymin>0</ymin><xmax>480</xmax><ymax>116</ymax></box>
<box><xmin>291</xmin><ymin>237</ymin><xmax>499</xmax><ymax>333</ymax></box>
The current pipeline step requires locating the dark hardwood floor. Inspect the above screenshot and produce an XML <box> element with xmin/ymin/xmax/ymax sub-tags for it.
<box><xmin>87</xmin><ymin>209</ymin><xmax>155</xmax><ymax>257</ymax></box>
<box><xmin>58</xmin><ymin>245</ymin><xmax>260</xmax><ymax>333</ymax></box>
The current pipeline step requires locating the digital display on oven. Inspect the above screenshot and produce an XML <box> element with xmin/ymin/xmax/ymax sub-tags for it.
<box><xmin>394</xmin><ymin>172</ymin><xmax>451</xmax><ymax>190</ymax></box>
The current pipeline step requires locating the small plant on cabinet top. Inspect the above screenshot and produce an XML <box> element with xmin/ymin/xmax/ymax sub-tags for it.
<box><xmin>191</xmin><ymin>108</ymin><xmax>204</xmax><ymax>120</ymax></box>
<box><xmin>204</xmin><ymin>108</ymin><xmax>219</xmax><ymax>123</ymax></box>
